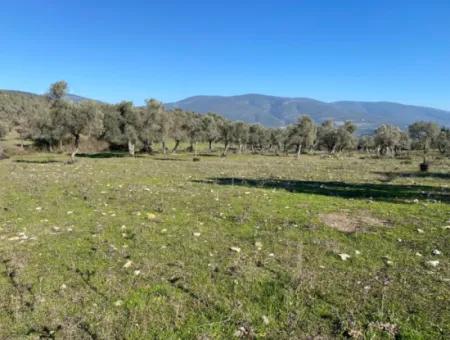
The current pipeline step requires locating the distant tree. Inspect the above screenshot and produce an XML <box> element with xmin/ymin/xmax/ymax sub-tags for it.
<box><xmin>145</xmin><ymin>99</ymin><xmax>169</xmax><ymax>154</ymax></box>
<box><xmin>218</xmin><ymin>119</ymin><xmax>234</xmax><ymax>156</ymax></box>
<box><xmin>201</xmin><ymin>113</ymin><xmax>220</xmax><ymax>152</ymax></box>
<box><xmin>102</xmin><ymin>101</ymin><xmax>140</xmax><ymax>156</ymax></box>
<box><xmin>47</xmin><ymin>81</ymin><xmax>70</xmax><ymax>150</ymax></box>
<box><xmin>268</xmin><ymin>128</ymin><xmax>284</xmax><ymax>155</ymax></box>
<box><xmin>232</xmin><ymin>121</ymin><xmax>249</xmax><ymax>153</ymax></box>
<box><xmin>288</xmin><ymin>116</ymin><xmax>317</xmax><ymax>158</ymax></box>
<box><xmin>48</xmin><ymin>80</ymin><xmax>68</xmax><ymax>101</ymax></box>
<box><xmin>169</xmin><ymin>109</ymin><xmax>187</xmax><ymax>153</ymax></box>
<box><xmin>408</xmin><ymin>121</ymin><xmax>440</xmax><ymax>162</ymax></box>
<box><xmin>0</xmin><ymin>122</ymin><xmax>8</xmax><ymax>139</ymax></box>
<box><xmin>64</xmin><ymin>101</ymin><xmax>103</xmax><ymax>162</ymax></box>
<box><xmin>184</xmin><ymin>112</ymin><xmax>203</xmax><ymax>156</ymax></box>
<box><xmin>335</xmin><ymin>121</ymin><xmax>357</xmax><ymax>152</ymax></box>
<box><xmin>374</xmin><ymin>124</ymin><xmax>403</xmax><ymax>156</ymax></box>
<box><xmin>358</xmin><ymin>135</ymin><xmax>375</xmax><ymax>153</ymax></box>
<box><xmin>248</xmin><ymin>124</ymin><xmax>267</xmax><ymax>153</ymax></box>
<box><xmin>317</xmin><ymin>120</ymin><xmax>356</xmax><ymax>153</ymax></box>
<box><xmin>317</xmin><ymin>120</ymin><xmax>338</xmax><ymax>152</ymax></box>
<box><xmin>436</xmin><ymin>128</ymin><xmax>450</xmax><ymax>155</ymax></box>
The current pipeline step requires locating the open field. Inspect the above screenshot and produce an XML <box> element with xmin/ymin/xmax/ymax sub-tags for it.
<box><xmin>0</xmin><ymin>151</ymin><xmax>449</xmax><ymax>339</ymax></box>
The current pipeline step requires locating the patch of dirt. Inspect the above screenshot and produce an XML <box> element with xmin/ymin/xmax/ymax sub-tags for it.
<box><xmin>319</xmin><ymin>211</ymin><xmax>387</xmax><ymax>233</ymax></box>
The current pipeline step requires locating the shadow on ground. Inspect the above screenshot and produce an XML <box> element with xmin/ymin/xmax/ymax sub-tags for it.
<box><xmin>373</xmin><ymin>171</ymin><xmax>450</xmax><ymax>181</ymax></box>
<box><xmin>15</xmin><ymin>159</ymin><xmax>61</xmax><ymax>164</ymax></box>
<box><xmin>194</xmin><ymin>177</ymin><xmax>450</xmax><ymax>203</ymax></box>
<box><xmin>76</xmin><ymin>152</ymin><xmax>130</xmax><ymax>159</ymax></box>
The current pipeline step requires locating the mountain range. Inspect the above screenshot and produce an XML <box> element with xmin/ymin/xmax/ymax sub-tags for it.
<box><xmin>166</xmin><ymin>94</ymin><xmax>450</xmax><ymax>133</ymax></box>
<box><xmin>2</xmin><ymin>90</ymin><xmax>449</xmax><ymax>133</ymax></box>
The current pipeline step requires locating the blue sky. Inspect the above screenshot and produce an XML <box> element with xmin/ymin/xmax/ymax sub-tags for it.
<box><xmin>1</xmin><ymin>0</ymin><xmax>449</xmax><ymax>109</ymax></box>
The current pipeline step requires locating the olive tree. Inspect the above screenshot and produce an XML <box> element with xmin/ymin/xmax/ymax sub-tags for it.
<box><xmin>232</xmin><ymin>121</ymin><xmax>249</xmax><ymax>153</ymax></box>
<box><xmin>288</xmin><ymin>116</ymin><xmax>317</xmax><ymax>158</ymax></box>
<box><xmin>65</xmin><ymin>101</ymin><xmax>104</xmax><ymax>162</ymax></box>
<box><xmin>102</xmin><ymin>101</ymin><xmax>140</xmax><ymax>156</ymax></box>
<box><xmin>408</xmin><ymin>121</ymin><xmax>440</xmax><ymax>162</ymax></box>
<box><xmin>218</xmin><ymin>119</ymin><xmax>234</xmax><ymax>156</ymax></box>
<box><xmin>201</xmin><ymin>113</ymin><xmax>220</xmax><ymax>152</ymax></box>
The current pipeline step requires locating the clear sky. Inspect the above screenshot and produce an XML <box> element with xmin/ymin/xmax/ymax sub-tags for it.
<box><xmin>1</xmin><ymin>0</ymin><xmax>449</xmax><ymax>109</ymax></box>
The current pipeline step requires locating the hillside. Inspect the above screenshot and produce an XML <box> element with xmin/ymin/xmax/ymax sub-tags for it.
<box><xmin>167</xmin><ymin>94</ymin><xmax>450</xmax><ymax>131</ymax></box>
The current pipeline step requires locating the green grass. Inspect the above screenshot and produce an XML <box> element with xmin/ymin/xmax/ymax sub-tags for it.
<box><xmin>0</xmin><ymin>150</ymin><xmax>449</xmax><ymax>339</ymax></box>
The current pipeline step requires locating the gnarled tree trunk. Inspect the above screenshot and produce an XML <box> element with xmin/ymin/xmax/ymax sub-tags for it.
<box><xmin>128</xmin><ymin>140</ymin><xmax>135</xmax><ymax>157</ymax></box>
<box><xmin>69</xmin><ymin>134</ymin><xmax>80</xmax><ymax>163</ymax></box>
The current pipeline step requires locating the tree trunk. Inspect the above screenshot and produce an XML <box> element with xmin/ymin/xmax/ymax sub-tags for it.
<box><xmin>331</xmin><ymin>144</ymin><xmax>337</xmax><ymax>154</ymax></box>
<box><xmin>128</xmin><ymin>140</ymin><xmax>135</xmax><ymax>157</ymax></box>
<box><xmin>0</xmin><ymin>145</ymin><xmax>5</xmax><ymax>160</ymax></box>
<box><xmin>162</xmin><ymin>140</ymin><xmax>167</xmax><ymax>155</ymax></box>
<box><xmin>193</xmin><ymin>141</ymin><xmax>198</xmax><ymax>157</ymax></box>
<box><xmin>222</xmin><ymin>141</ymin><xmax>229</xmax><ymax>156</ymax></box>
<box><xmin>296</xmin><ymin>144</ymin><xmax>302</xmax><ymax>159</ymax></box>
<box><xmin>70</xmin><ymin>134</ymin><xmax>80</xmax><ymax>163</ymax></box>
<box><xmin>143</xmin><ymin>139</ymin><xmax>153</xmax><ymax>154</ymax></box>
<box><xmin>172</xmin><ymin>140</ymin><xmax>180</xmax><ymax>153</ymax></box>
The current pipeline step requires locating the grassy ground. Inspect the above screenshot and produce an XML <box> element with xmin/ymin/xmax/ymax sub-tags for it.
<box><xmin>0</xmin><ymin>149</ymin><xmax>449</xmax><ymax>339</ymax></box>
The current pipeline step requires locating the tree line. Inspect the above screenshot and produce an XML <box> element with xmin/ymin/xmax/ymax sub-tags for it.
<box><xmin>1</xmin><ymin>81</ymin><xmax>449</xmax><ymax>162</ymax></box>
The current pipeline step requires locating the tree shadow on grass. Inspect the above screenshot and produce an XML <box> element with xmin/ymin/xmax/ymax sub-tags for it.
<box><xmin>15</xmin><ymin>159</ymin><xmax>61</xmax><ymax>164</ymax></box>
<box><xmin>373</xmin><ymin>171</ymin><xmax>450</xmax><ymax>181</ymax></box>
<box><xmin>76</xmin><ymin>152</ymin><xmax>130</xmax><ymax>159</ymax></box>
<box><xmin>153</xmin><ymin>157</ymin><xmax>188</xmax><ymax>162</ymax></box>
<box><xmin>193</xmin><ymin>177</ymin><xmax>450</xmax><ymax>203</ymax></box>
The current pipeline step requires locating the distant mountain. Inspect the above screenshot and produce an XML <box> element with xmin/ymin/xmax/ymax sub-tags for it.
<box><xmin>0</xmin><ymin>90</ymin><xmax>96</xmax><ymax>103</ymax></box>
<box><xmin>166</xmin><ymin>94</ymin><xmax>450</xmax><ymax>132</ymax></box>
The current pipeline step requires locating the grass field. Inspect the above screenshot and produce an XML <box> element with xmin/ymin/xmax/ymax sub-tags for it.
<box><xmin>0</xmin><ymin>149</ymin><xmax>449</xmax><ymax>339</ymax></box>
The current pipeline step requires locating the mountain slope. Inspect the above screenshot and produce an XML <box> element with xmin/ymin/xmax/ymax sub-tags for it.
<box><xmin>167</xmin><ymin>94</ymin><xmax>450</xmax><ymax>131</ymax></box>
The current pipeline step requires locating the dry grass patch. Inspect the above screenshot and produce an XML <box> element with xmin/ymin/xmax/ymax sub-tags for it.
<box><xmin>319</xmin><ymin>211</ymin><xmax>387</xmax><ymax>233</ymax></box>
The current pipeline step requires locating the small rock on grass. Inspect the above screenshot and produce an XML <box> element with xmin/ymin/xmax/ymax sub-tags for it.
<box><xmin>123</xmin><ymin>260</ymin><xmax>133</xmax><ymax>268</ymax></box>
<box><xmin>338</xmin><ymin>253</ymin><xmax>351</xmax><ymax>261</ymax></box>
<box><xmin>193</xmin><ymin>232</ymin><xmax>201</xmax><ymax>237</ymax></box>
<box><xmin>417</xmin><ymin>228</ymin><xmax>425</xmax><ymax>234</ymax></box>
<box><xmin>432</xmin><ymin>249</ymin><xmax>442</xmax><ymax>255</ymax></box>
<box><xmin>230</xmin><ymin>246</ymin><xmax>241</xmax><ymax>253</ymax></box>
<box><xmin>426</xmin><ymin>260</ymin><xmax>439</xmax><ymax>267</ymax></box>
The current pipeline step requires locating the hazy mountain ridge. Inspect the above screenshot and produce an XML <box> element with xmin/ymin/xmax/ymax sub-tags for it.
<box><xmin>1</xmin><ymin>90</ymin><xmax>449</xmax><ymax>133</ymax></box>
<box><xmin>0</xmin><ymin>90</ymin><xmax>95</xmax><ymax>103</ymax></box>
<box><xmin>167</xmin><ymin>94</ymin><xmax>450</xmax><ymax>132</ymax></box>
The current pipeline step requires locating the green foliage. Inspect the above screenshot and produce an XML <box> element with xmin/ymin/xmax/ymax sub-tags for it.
<box><xmin>0</xmin><ymin>81</ymin><xmax>447</xmax><ymax>159</ymax></box>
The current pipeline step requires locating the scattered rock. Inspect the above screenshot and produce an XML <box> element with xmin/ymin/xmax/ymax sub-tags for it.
<box><xmin>114</xmin><ymin>300</ymin><xmax>123</xmax><ymax>306</ymax></box>
<box><xmin>193</xmin><ymin>232</ymin><xmax>201</xmax><ymax>237</ymax></box>
<box><xmin>432</xmin><ymin>249</ymin><xmax>442</xmax><ymax>255</ymax></box>
<box><xmin>255</xmin><ymin>241</ymin><xmax>263</xmax><ymax>250</ymax></box>
<box><xmin>262</xmin><ymin>315</ymin><xmax>269</xmax><ymax>325</ymax></box>
<box><xmin>146</xmin><ymin>213</ymin><xmax>157</xmax><ymax>220</ymax></box>
<box><xmin>338</xmin><ymin>253</ymin><xmax>351</xmax><ymax>261</ymax></box>
<box><xmin>123</xmin><ymin>260</ymin><xmax>133</xmax><ymax>268</ymax></box>
<box><xmin>417</xmin><ymin>228</ymin><xmax>424</xmax><ymax>234</ymax></box>
<box><xmin>426</xmin><ymin>260</ymin><xmax>439</xmax><ymax>267</ymax></box>
<box><xmin>230</xmin><ymin>246</ymin><xmax>241</xmax><ymax>253</ymax></box>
